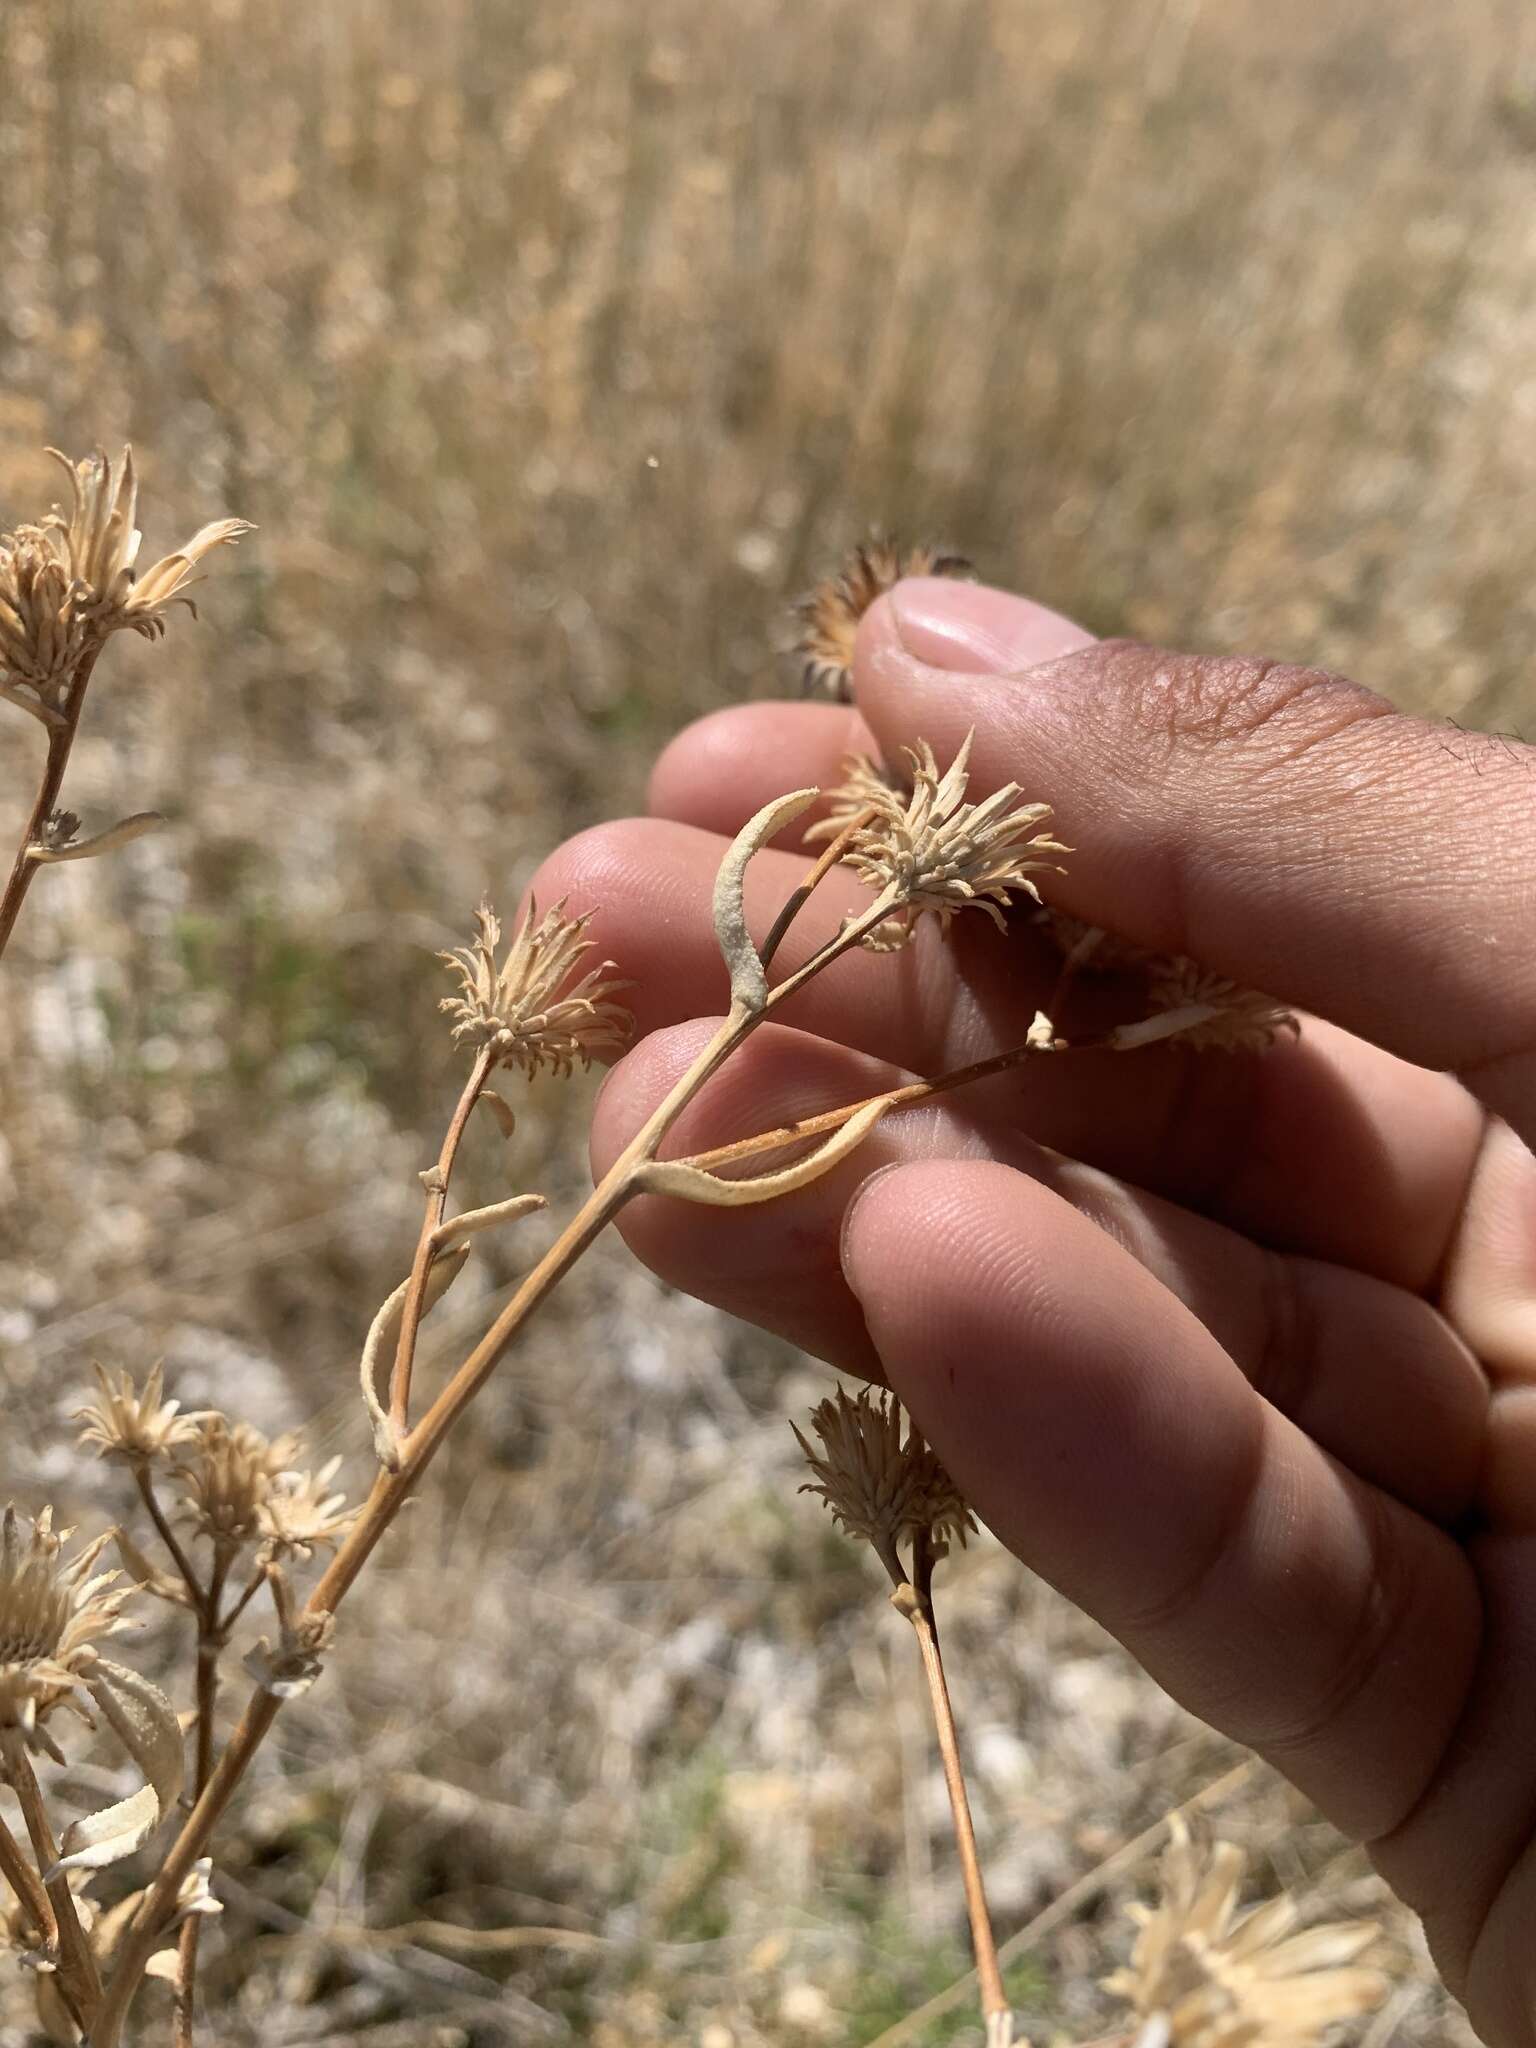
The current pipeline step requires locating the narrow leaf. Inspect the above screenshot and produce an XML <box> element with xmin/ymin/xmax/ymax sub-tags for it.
<box><xmin>25</xmin><ymin>812</ymin><xmax>165</xmax><ymax>864</ymax></box>
<box><xmin>358</xmin><ymin>1243</ymin><xmax>471</xmax><ymax>1468</ymax></box>
<box><xmin>637</xmin><ymin>1097</ymin><xmax>889</xmax><ymax>1207</ymax></box>
<box><xmin>430</xmin><ymin>1192</ymin><xmax>546</xmax><ymax>1252</ymax></box>
<box><xmin>712</xmin><ymin>788</ymin><xmax>819</xmax><ymax>1013</ymax></box>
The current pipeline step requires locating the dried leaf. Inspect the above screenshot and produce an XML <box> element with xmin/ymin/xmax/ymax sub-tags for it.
<box><xmin>49</xmin><ymin>1661</ymin><xmax>183</xmax><ymax>1875</ymax></box>
<box><xmin>477</xmin><ymin>1088</ymin><xmax>518</xmax><ymax>1139</ymax></box>
<box><xmin>712</xmin><ymin>788</ymin><xmax>818</xmax><ymax>1013</ymax></box>
<box><xmin>358</xmin><ymin>1244</ymin><xmax>471</xmax><ymax>1469</ymax></box>
<box><xmin>637</xmin><ymin>1097</ymin><xmax>889</xmax><ymax>1207</ymax></box>
<box><xmin>24</xmin><ymin>811</ymin><xmax>164</xmax><ymax>864</ymax></box>
<box><xmin>430</xmin><ymin>1192</ymin><xmax>546</xmax><ymax>1252</ymax></box>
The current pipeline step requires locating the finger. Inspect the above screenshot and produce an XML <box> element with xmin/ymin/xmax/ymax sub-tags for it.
<box><xmin>840</xmin><ymin>1156</ymin><xmax>1480</xmax><ymax>1842</ymax></box>
<box><xmin>648</xmin><ymin>701</ymin><xmax>875</xmax><ymax>840</ymax></box>
<box><xmin>532</xmin><ymin>818</ymin><xmax>1484</xmax><ymax>1291</ymax></box>
<box><xmin>855</xmin><ymin>580</ymin><xmax>1536</xmax><ymax>1143</ymax></box>
<box><xmin>596</xmin><ymin>1022</ymin><xmax>1487</xmax><ymax>1519</ymax></box>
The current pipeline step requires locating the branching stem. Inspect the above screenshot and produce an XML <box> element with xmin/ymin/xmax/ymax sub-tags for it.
<box><xmin>0</xmin><ymin>646</ymin><xmax>100</xmax><ymax>964</ymax></box>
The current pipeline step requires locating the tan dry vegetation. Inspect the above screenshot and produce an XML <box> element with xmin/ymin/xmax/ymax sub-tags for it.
<box><xmin>0</xmin><ymin>0</ymin><xmax>1530</xmax><ymax>2040</ymax></box>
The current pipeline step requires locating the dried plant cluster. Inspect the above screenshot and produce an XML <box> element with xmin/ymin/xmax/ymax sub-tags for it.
<box><xmin>0</xmin><ymin>469</ymin><xmax>1375</xmax><ymax>2048</ymax></box>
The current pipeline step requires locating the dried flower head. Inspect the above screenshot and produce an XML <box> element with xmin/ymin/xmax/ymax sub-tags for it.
<box><xmin>1144</xmin><ymin>958</ymin><xmax>1298</xmax><ymax>1053</ymax></box>
<box><xmin>840</xmin><ymin>732</ymin><xmax>1066</xmax><ymax>948</ymax></box>
<box><xmin>439</xmin><ymin>898</ymin><xmax>632</xmax><ymax>1079</ymax></box>
<box><xmin>793</xmin><ymin>1387</ymin><xmax>976</xmax><ymax>1586</ymax></box>
<box><xmin>801</xmin><ymin>751</ymin><xmax>908</xmax><ymax>849</ymax></box>
<box><xmin>74</xmin><ymin>1361</ymin><xmax>212</xmax><ymax>1465</ymax></box>
<box><xmin>0</xmin><ymin>1506</ymin><xmax>134</xmax><ymax>1757</ymax></box>
<box><xmin>0</xmin><ymin>529</ymin><xmax>89</xmax><ymax>716</ymax></box>
<box><xmin>1104</xmin><ymin>1815</ymin><xmax>1388</xmax><ymax>2047</ymax></box>
<box><xmin>42</xmin><ymin>446</ymin><xmax>252</xmax><ymax>642</ymax></box>
<box><xmin>797</xmin><ymin>537</ymin><xmax>971</xmax><ymax>701</ymax></box>
<box><xmin>175</xmin><ymin>1418</ymin><xmax>301</xmax><ymax>1552</ymax></box>
<box><xmin>256</xmin><ymin>1457</ymin><xmax>356</xmax><ymax>1562</ymax></box>
<box><xmin>0</xmin><ymin>447</ymin><xmax>250</xmax><ymax>724</ymax></box>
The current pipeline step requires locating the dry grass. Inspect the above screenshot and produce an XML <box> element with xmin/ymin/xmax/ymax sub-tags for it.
<box><xmin>1</xmin><ymin>0</ymin><xmax>1531</xmax><ymax>2038</ymax></box>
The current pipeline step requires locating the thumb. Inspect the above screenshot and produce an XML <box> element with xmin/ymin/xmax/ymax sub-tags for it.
<box><xmin>854</xmin><ymin>578</ymin><xmax>1536</xmax><ymax>1144</ymax></box>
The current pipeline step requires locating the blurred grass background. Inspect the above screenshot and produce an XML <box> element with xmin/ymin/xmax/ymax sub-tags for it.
<box><xmin>1</xmin><ymin>0</ymin><xmax>1532</xmax><ymax>2040</ymax></box>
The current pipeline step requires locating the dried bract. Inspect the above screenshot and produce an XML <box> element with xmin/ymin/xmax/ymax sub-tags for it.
<box><xmin>793</xmin><ymin>1387</ymin><xmax>976</xmax><ymax>1586</ymax></box>
<box><xmin>0</xmin><ymin>1506</ymin><xmax>134</xmax><ymax>1759</ymax></box>
<box><xmin>243</xmin><ymin>1609</ymin><xmax>336</xmax><ymax>1700</ymax></box>
<box><xmin>0</xmin><ymin>530</ymin><xmax>89</xmax><ymax>717</ymax></box>
<box><xmin>74</xmin><ymin>1361</ymin><xmax>212</xmax><ymax>1465</ymax></box>
<box><xmin>439</xmin><ymin>898</ymin><xmax>632</xmax><ymax>1078</ymax></box>
<box><xmin>797</xmin><ymin>537</ymin><xmax>971</xmax><ymax>701</ymax></box>
<box><xmin>1104</xmin><ymin>1815</ymin><xmax>1387</xmax><ymax>2047</ymax></box>
<box><xmin>841</xmin><ymin>732</ymin><xmax>1066</xmax><ymax>947</ymax></box>
<box><xmin>257</xmin><ymin>1457</ymin><xmax>356</xmax><ymax>1563</ymax></box>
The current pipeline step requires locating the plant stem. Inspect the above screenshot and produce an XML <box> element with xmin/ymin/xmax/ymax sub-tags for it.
<box><xmin>173</xmin><ymin>1563</ymin><xmax>225</xmax><ymax>2048</ymax></box>
<box><xmin>0</xmin><ymin>1806</ymin><xmax>55</xmax><ymax>1949</ymax></box>
<box><xmin>132</xmin><ymin>1465</ymin><xmax>204</xmax><ymax>1605</ymax></box>
<box><xmin>5</xmin><ymin>1741</ymin><xmax>101</xmax><ymax>2026</ymax></box>
<box><xmin>0</xmin><ymin>647</ymin><xmax>100</xmax><ymax>965</ymax></box>
<box><xmin>674</xmin><ymin>1030</ymin><xmax>1090</xmax><ymax>1176</ymax></box>
<box><xmin>387</xmin><ymin>1044</ymin><xmax>494</xmax><ymax>1437</ymax></box>
<box><xmin>893</xmin><ymin>1564</ymin><xmax>1008</xmax><ymax>2035</ymax></box>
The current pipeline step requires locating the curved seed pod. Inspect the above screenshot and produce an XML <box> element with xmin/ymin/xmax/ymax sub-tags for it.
<box><xmin>636</xmin><ymin>1096</ymin><xmax>889</xmax><ymax>1208</ymax></box>
<box><xmin>712</xmin><ymin>788</ymin><xmax>819</xmax><ymax>1013</ymax></box>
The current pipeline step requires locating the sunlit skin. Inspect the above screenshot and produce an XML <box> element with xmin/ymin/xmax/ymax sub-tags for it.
<box><xmin>531</xmin><ymin>574</ymin><xmax>1536</xmax><ymax>2046</ymax></box>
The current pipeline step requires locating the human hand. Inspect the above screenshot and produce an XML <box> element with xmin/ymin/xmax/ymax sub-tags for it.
<box><xmin>532</xmin><ymin>576</ymin><xmax>1536</xmax><ymax>2044</ymax></box>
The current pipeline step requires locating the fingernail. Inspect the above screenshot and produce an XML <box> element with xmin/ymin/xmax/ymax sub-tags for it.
<box><xmin>889</xmin><ymin>576</ymin><xmax>1095</xmax><ymax>675</ymax></box>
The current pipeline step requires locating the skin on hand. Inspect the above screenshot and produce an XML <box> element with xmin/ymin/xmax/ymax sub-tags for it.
<box><xmin>530</xmin><ymin>576</ymin><xmax>1536</xmax><ymax>2047</ymax></box>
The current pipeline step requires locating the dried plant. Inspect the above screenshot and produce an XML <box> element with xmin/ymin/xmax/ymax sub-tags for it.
<box><xmin>0</xmin><ymin>485</ymin><xmax>1374</xmax><ymax>2047</ymax></box>
<box><xmin>796</xmin><ymin>535</ymin><xmax>971</xmax><ymax>700</ymax></box>
<box><xmin>1104</xmin><ymin>1815</ymin><xmax>1388</xmax><ymax>2047</ymax></box>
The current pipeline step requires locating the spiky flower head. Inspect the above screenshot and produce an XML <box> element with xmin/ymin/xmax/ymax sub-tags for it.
<box><xmin>0</xmin><ymin>446</ymin><xmax>251</xmax><ymax>725</ymax></box>
<box><xmin>792</xmin><ymin>1387</ymin><xmax>976</xmax><ymax>1587</ymax></box>
<box><xmin>1107</xmin><ymin>958</ymin><xmax>1299</xmax><ymax>1054</ymax></box>
<box><xmin>74</xmin><ymin>1361</ymin><xmax>213</xmax><ymax>1465</ymax></box>
<box><xmin>439</xmin><ymin>898</ymin><xmax>632</xmax><ymax>1080</ymax></box>
<box><xmin>43</xmin><ymin>446</ymin><xmax>253</xmax><ymax>642</ymax></box>
<box><xmin>0</xmin><ymin>1507</ymin><xmax>135</xmax><ymax>1758</ymax></box>
<box><xmin>174</xmin><ymin>1417</ymin><xmax>302</xmax><ymax>1552</ymax></box>
<box><xmin>1103</xmin><ymin>1815</ymin><xmax>1388</xmax><ymax>2047</ymax></box>
<box><xmin>256</xmin><ymin>1457</ymin><xmax>356</xmax><ymax>1563</ymax></box>
<box><xmin>797</xmin><ymin>537</ymin><xmax>971</xmax><ymax>702</ymax></box>
<box><xmin>839</xmin><ymin>732</ymin><xmax>1066</xmax><ymax>948</ymax></box>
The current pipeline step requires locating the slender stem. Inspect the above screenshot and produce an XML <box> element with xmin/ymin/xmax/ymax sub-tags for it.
<box><xmin>132</xmin><ymin>1465</ymin><xmax>204</xmax><ymax>1606</ymax></box>
<box><xmin>173</xmin><ymin>1574</ymin><xmax>224</xmax><ymax>2048</ymax></box>
<box><xmin>0</xmin><ymin>1805</ymin><xmax>55</xmax><ymax>1948</ymax></box>
<box><xmin>0</xmin><ymin>647</ymin><xmax>100</xmax><ymax>965</ymax></box>
<box><xmin>5</xmin><ymin>1741</ymin><xmax>101</xmax><ymax>2025</ymax></box>
<box><xmin>675</xmin><ymin>1030</ymin><xmax>1095</xmax><ymax>1176</ymax></box>
<box><xmin>894</xmin><ymin>1563</ymin><xmax>1007</xmax><ymax>2031</ymax></box>
<box><xmin>757</xmin><ymin>807</ymin><xmax>875</xmax><ymax>971</ymax></box>
<box><xmin>387</xmin><ymin>1045</ymin><xmax>494</xmax><ymax>1436</ymax></box>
